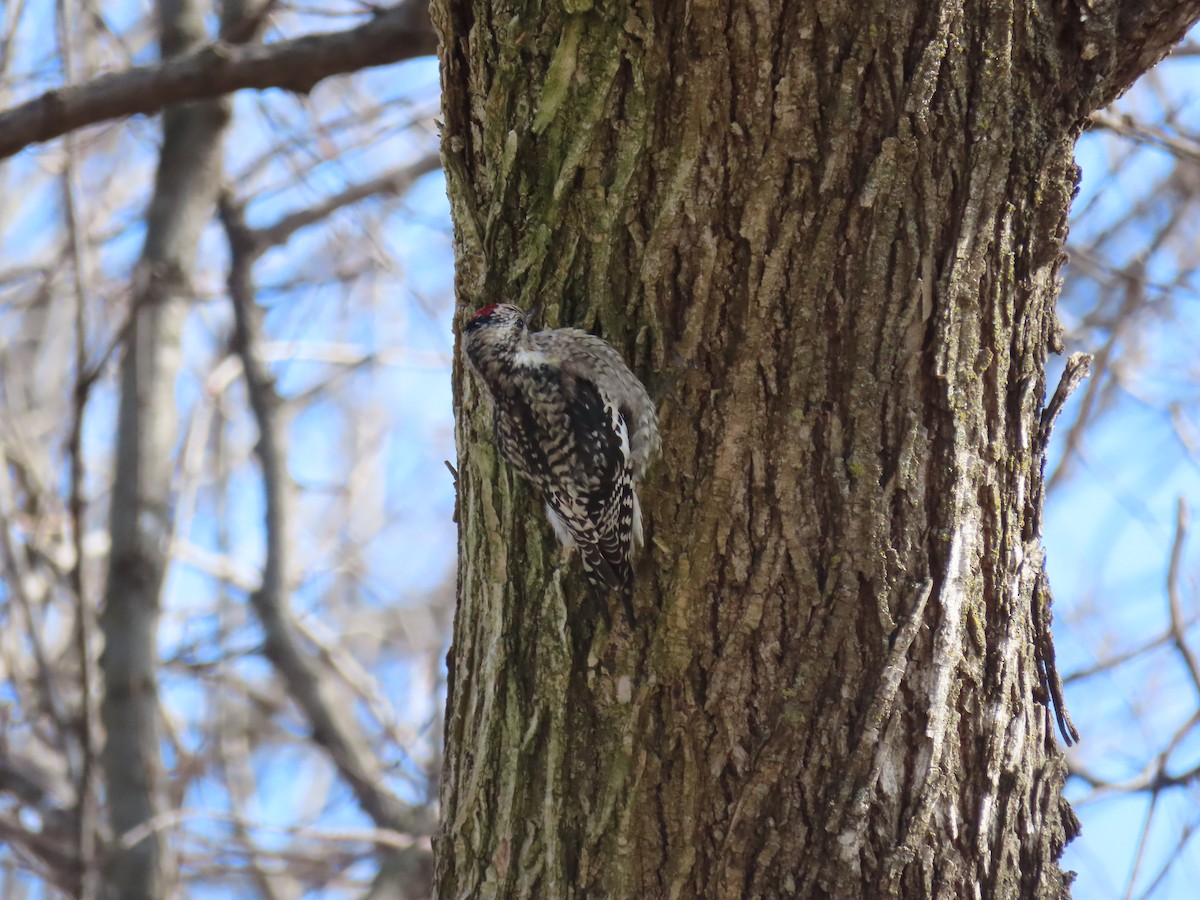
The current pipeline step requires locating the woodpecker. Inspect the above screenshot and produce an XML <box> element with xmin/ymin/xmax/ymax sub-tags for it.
<box><xmin>463</xmin><ymin>304</ymin><xmax>659</xmax><ymax>620</ymax></box>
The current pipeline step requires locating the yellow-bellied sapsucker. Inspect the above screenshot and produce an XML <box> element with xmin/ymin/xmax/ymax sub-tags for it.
<box><xmin>463</xmin><ymin>304</ymin><xmax>659</xmax><ymax>620</ymax></box>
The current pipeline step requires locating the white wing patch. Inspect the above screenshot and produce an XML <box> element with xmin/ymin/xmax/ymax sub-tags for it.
<box><xmin>544</xmin><ymin>502</ymin><xmax>576</xmax><ymax>548</ymax></box>
<box><xmin>514</xmin><ymin>348</ymin><xmax>549</xmax><ymax>367</ymax></box>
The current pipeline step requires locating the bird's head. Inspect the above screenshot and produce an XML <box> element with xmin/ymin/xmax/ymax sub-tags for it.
<box><xmin>464</xmin><ymin>303</ymin><xmax>527</xmax><ymax>337</ymax></box>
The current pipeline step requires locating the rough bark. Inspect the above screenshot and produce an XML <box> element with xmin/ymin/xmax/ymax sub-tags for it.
<box><xmin>98</xmin><ymin>1</ymin><xmax>232</xmax><ymax>896</ymax></box>
<box><xmin>434</xmin><ymin>1</ymin><xmax>1200</xmax><ymax>898</ymax></box>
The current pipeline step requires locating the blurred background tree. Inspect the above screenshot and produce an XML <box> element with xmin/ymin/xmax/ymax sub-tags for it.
<box><xmin>0</xmin><ymin>1</ymin><xmax>1196</xmax><ymax>897</ymax></box>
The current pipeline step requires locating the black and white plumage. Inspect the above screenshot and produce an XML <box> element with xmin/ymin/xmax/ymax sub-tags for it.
<box><xmin>463</xmin><ymin>304</ymin><xmax>659</xmax><ymax>616</ymax></box>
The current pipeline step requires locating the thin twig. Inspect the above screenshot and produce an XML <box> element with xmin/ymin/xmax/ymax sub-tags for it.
<box><xmin>57</xmin><ymin>1</ymin><xmax>100</xmax><ymax>894</ymax></box>
<box><xmin>1039</xmin><ymin>352</ymin><xmax>1093</xmax><ymax>448</ymax></box>
<box><xmin>1033</xmin><ymin>568</ymin><xmax>1080</xmax><ymax>746</ymax></box>
<box><xmin>1134</xmin><ymin>813</ymin><xmax>1200</xmax><ymax>900</ymax></box>
<box><xmin>253</xmin><ymin>154</ymin><xmax>441</xmax><ymax>251</ymax></box>
<box><xmin>1166</xmin><ymin>498</ymin><xmax>1200</xmax><ymax>698</ymax></box>
<box><xmin>1124</xmin><ymin>791</ymin><xmax>1159</xmax><ymax>900</ymax></box>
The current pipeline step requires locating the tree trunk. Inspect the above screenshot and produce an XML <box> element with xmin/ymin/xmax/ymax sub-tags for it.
<box><xmin>99</xmin><ymin>1</ymin><xmax>230</xmax><ymax>896</ymax></box>
<box><xmin>433</xmin><ymin>1</ymin><xmax>1200</xmax><ymax>897</ymax></box>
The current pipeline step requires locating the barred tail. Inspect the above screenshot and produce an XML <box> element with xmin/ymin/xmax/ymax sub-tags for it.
<box><xmin>579</xmin><ymin>542</ymin><xmax>636</xmax><ymax>625</ymax></box>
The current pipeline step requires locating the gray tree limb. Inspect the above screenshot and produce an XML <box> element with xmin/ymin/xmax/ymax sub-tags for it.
<box><xmin>0</xmin><ymin>2</ymin><xmax>435</xmax><ymax>161</ymax></box>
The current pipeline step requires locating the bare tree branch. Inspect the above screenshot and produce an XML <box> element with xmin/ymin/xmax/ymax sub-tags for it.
<box><xmin>1166</xmin><ymin>498</ymin><xmax>1200</xmax><ymax>698</ymax></box>
<box><xmin>252</xmin><ymin>154</ymin><xmax>442</xmax><ymax>253</ymax></box>
<box><xmin>218</xmin><ymin>192</ymin><xmax>434</xmax><ymax>839</ymax></box>
<box><xmin>0</xmin><ymin>2</ymin><xmax>435</xmax><ymax>162</ymax></box>
<box><xmin>58</xmin><ymin>0</ymin><xmax>101</xmax><ymax>885</ymax></box>
<box><xmin>1090</xmin><ymin>111</ymin><xmax>1200</xmax><ymax>167</ymax></box>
